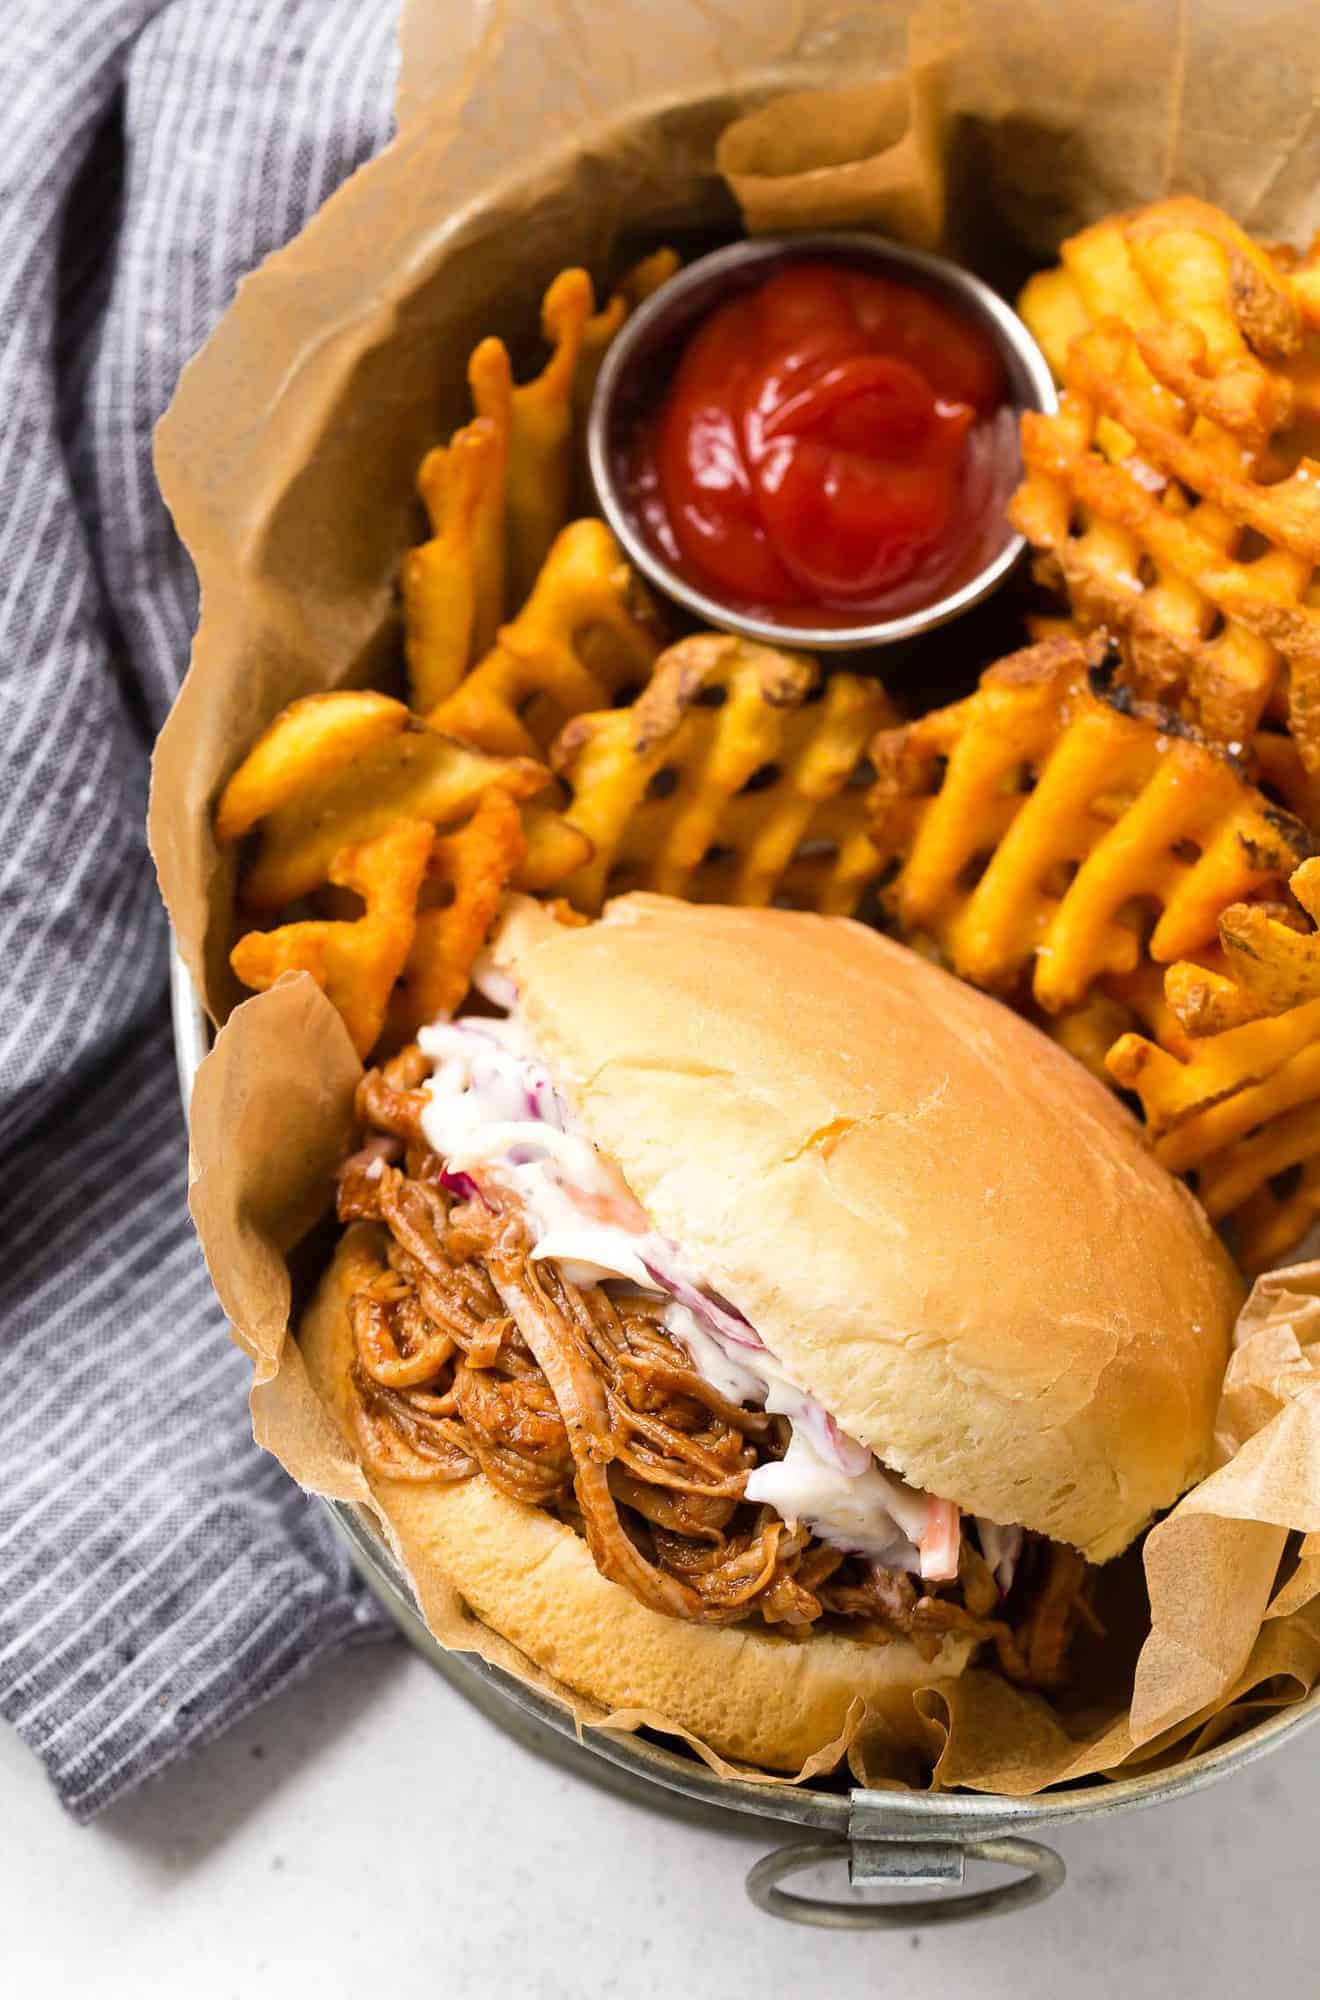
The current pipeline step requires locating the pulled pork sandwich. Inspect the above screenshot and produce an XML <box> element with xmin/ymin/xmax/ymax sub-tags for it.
<box><xmin>300</xmin><ymin>894</ymin><xmax>1241</xmax><ymax>1773</ymax></box>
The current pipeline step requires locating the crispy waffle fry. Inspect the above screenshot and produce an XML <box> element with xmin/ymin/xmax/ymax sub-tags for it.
<box><xmin>1037</xmin><ymin>614</ymin><xmax>1320</xmax><ymax>826</ymax></box>
<box><xmin>1217</xmin><ymin>855</ymin><xmax>1320</xmax><ymax>1011</ymax></box>
<box><xmin>1012</xmin><ymin>198</ymin><xmax>1320</xmax><ymax>764</ymax></box>
<box><xmin>403</xmin><ymin>417</ymin><xmax>506</xmax><ymax>712</ymax></box>
<box><xmin>516</xmin><ymin>806</ymin><xmax>593</xmax><ymax>892</ymax></box>
<box><xmin>1214</xmin><ymin>1151</ymin><xmax>1320</xmax><ymax>1271</ymax></box>
<box><xmin>471</xmin><ymin>268</ymin><xmax>594</xmax><ymax>610</ymax></box>
<box><xmin>402</xmin><ymin>251</ymin><xmax>680</xmax><ymax>715</ymax></box>
<box><xmin>552</xmin><ymin>633</ymin><xmax>894</xmax><ymax>915</ymax></box>
<box><xmin>1251</xmin><ymin>726</ymin><xmax>1320</xmax><ymax>825</ymax></box>
<box><xmin>1016</xmin><ymin>264</ymin><xmax>1089</xmax><ymax>382</ymax></box>
<box><xmin>1099</xmin><ymin>857</ymin><xmax>1320</xmax><ymax>1264</ymax></box>
<box><xmin>227</xmin><ymin>705</ymin><xmax>546</xmax><ymax>911</ymax></box>
<box><xmin>1106</xmin><ymin>992</ymin><xmax>1320</xmax><ymax>1145</ymax></box>
<box><xmin>1019</xmin><ymin>199</ymin><xmax>1303</xmax><ymax>387</ymax></box>
<box><xmin>1040</xmin><ymin>906</ymin><xmax>1320</xmax><ymax>1263</ymax></box>
<box><xmin>427</xmin><ymin>518</ymin><xmax>661</xmax><ymax>760</ymax></box>
<box><xmin>404</xmin><ymin>265</ymin><xmax>602</xmax><ymax>718</ymax></box>
<box><xmin>869</xmin><ymin>636</ymin><xmax>1310</xmax><ymax>1012</ymax></box>
<box><xmin>230</xmin><ymin>819</ymin><xmax>435</xmax><ymax>1058</ymax></box>
<box><xmin>1038</xmin><ymin>962</ymin><xmax>1171</xmax><ymax>1083</ymax></box>
<box><xmin>576</xmin><ymin>247</ymin><xmax>681</xmax><ymax>426</ymax></box>
<box><xmin>1162</xmin><ymin>953</ymin><xmax>1267</xmax><ymax>1036</ymax></box>
<box><xmin>1196</xmin><ymin>1099</ymin><xmax>1320</xmax><ymax>1269</ymax></box>
<box><xmin>213</xmin><ymin>692</ymin><xmax>408</xmax><ymax>846</ymax></box>
<box><xmin>385</xmin><ymin>790</ymin><xmax>528</xmax><ymax>1043</ymax></box>
<box><xmin>1040</xmin><ymin>983</ymin><xmax>1139</xmax><ymax>1083</ymax></box>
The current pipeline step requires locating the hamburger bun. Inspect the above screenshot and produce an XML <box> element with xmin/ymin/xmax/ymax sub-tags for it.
<box><xmin>300</xmin><ymin>1228</ymin><xmax>973</xmax><ymax>1774</ymax></box>
<box><xmin>495</xmin><ymin>895</ymin><xmax>1240</xmax><ymax>1563</ymax></box>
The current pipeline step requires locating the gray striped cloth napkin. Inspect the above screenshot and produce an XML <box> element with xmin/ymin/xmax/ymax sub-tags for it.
<box><xmin>1</xmin><ymin>0</ymin><xmax>407</xmax><ymax>1820</ymax></box>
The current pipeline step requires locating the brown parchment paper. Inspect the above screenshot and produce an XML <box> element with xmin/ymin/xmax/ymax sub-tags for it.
<box><xmin>156</xmin><ymin>0</ymin><xmax>1320</xmax><ymax>1788</ymax></box>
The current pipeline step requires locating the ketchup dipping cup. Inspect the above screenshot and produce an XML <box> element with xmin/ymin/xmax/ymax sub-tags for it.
<box><xmin>588</xmin><ymin>233</ymin><xmax>1056</xmax><ymax>651</ymax></box>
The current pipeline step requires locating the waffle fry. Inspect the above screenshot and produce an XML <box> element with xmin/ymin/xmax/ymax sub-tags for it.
<box><xmin>1162</xmin><ymin>954</ymin><xmax>1267</xmax><ymax>1036</ymax></box>
<box><xmin>552</xmin><ymin>633</ymin><xmax>893</xmax><ymax>915</ymax></box>
<box><xmin>403</xmin><ymin>417</ymin><xmax>506</xmax><ymax>712</ymax></box>
<box><xmin>474</xmin><ymin>255</ymin><xmax>678</xmax><ymax>610</ymax></box>
<box><xmin>427</xmin><ymin>518</ymin><xmax>661</xmax><ymax>760</ymax></box>
<box><xmin>213</xmin><ymin>692</ymin><xmax>408</xmax><ymax>846</ymax></box>
<box><xmin>385</xmin><ymin>790</ymin><xmax>528</xmax><ymax>1044</ymax></box>
<box><xmin>1089</xmin><ymin>851</ymin><xmax>1320</xmax><ymax>1261</ymax></box>
<box><xmin>1012</xmin><ymin>198</ymin><xmax>1320</xmax><ymax>765</ymax></box>
<box><xmin>1208</xmin><ymin>1134</ymin><xmax>1320</xmax><ymax>1271</ymax></box>
<box><xmin>1035</xmin><ymin>616</ymin><xmax>1320</xmax><ymax>827</ymax></box>
<box><xmin>402</xmin><ymin>252</ymin><xmax>680</xmax><ymax>714</ymax></box>
<box><xmin>466</xmin><ymin>268</ymin><xmax>594</xmax><ymax>614</ymax></box>
<box><xmin>1107</xmin><ymin>991</ymin><xmax>1320</xmax><ymax>1143</ymax></box>
<box><xmin>1037</xmin><ymin>962</ymin><xmax>1171</xmax><ymax>1083</ymax></box>
<box><xmin>1019</xmin><ymin>199</ymin><xmax>1303</xmax><ymax>393</ymax></box>
<box><xmin>231</xmin><ymin>819</ymin><xmax>435</xmax><ymax>1058</ymax></box>
<box><xmin>1016</xmin><ymin>264</ymin><xmax>1089</xmax><ymax>382</ymax></box>
<box><xmin>1043</xmin><ymin>927</ymin><xmax>1320</xmax><ymax>1263</ymax></box>
<box><xmin>1251</xmin><ymin>727</ymin><xmax>1320</xmax><ymax>825</ymax></box>
<box><xmin>518</xmin><ymin>806</ymin><xmax>593</xmax><ymax>892</ymax></box>
<box><xmin>216</xmin><ymin>692</ymin><xmax>549</xmax><ymax>910</ymax></box>
<box><xmin>869</xmin><ymin>636</ymin><xmax>1310</xmax><ymax>1013</ymax></box>
<box><xmin>1217</xmin><ymin>855</ymin><xmax>1320</xmax><ymax>1012</ymax></box>
<box><xmin>1195</xmin><ymin>1099</ymin><xmax>1320</xmax><ymax>1263</ymax></box>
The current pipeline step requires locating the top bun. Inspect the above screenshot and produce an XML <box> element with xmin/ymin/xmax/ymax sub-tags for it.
<box><xmin>496</xmin><ymin>894</ymin><xmax>1240</xmax><ymax>1563</ymax></box>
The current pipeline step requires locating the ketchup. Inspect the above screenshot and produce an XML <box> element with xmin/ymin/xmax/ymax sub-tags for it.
<box><xmin>622</xmin><ymin>261</ymin><xmax>1015</xmax><ymax>624</ymax></box>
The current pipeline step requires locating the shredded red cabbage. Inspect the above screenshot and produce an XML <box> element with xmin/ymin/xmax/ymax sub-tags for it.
<box><xmin>641</xmin><ymin>1260</ymin><xmax>764</xmax><ymax>1350</ymax></box>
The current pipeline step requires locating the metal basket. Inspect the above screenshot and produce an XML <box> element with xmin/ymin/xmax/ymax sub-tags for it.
<box><xmin>172</xmin><ymin>949</ymin><xmax>1320</xmax><ymax>1927</ymax></box>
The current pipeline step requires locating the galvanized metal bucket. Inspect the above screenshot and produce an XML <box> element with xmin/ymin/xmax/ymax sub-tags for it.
<box><xmin>171</xmin><ymin>952</ymin><xmax>1320</xmax><ymax>1927</ymax></box>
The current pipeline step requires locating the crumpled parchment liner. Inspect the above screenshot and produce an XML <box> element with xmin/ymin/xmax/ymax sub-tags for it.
<box><xmin>163</xmin><ymin>0</ymin><xmax>1320</xmax><ymax>1790</ymax></box>
<box><xmin>186</xmin><ymin>972</ymin><xmax>1320</xmax><ymax>1793</ymax></box>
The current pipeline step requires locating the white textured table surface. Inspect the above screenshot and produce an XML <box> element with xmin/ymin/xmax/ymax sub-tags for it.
<box><xmin>4</xmin><ymin>1637</ymin><xmax>1316</xmax><ymax>1998</ymax></box>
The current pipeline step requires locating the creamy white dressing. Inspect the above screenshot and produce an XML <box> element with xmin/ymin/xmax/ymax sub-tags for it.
<box><xmin>416</xmin><ymin>1014</ymin><xmax>1021</xmax><ymax>1592</ymax></box>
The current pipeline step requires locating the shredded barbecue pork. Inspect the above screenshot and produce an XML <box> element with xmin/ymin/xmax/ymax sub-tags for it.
<box><xmin>336</xmin><ymin>1048</ymin><xmax>1100</xmax><ymax>1690</ymax></box>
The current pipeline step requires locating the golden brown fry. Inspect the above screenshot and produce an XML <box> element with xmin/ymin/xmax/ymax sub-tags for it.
<box><xmin>230</xmin><ymin>818</ymin><xmax>435</xmax><ymax>1058</ymax></box>
<box><xmin>1082</xmin><ymin>851</ymin><xmax>1320</xmax><ymax>1263</ymax></box>
<box><xmin>513</xmin><ymin>806</ymin><xmax>594</xmax><ymax>893</ymax></box>
<box><xmin>402</xmin><ymin>416</ymin><xmax>506</xmax><ymax>711</ymax></box>
<box><xmin>553</xmin><ymin>633</ymin><xmax>893</xmax><ymax>915</ymax></box>
<box><xmin>238</xmin><ymin>724</ymin><xmax>546</xmax><ymax>910</ymax></box>
<box><xmin>1106</xmin><ymin>993</ymin><xmax>1320</xmax><ymax>1144</ymax></box>
<box><xmin>401</xmin><ymin>249</ymin><xmax>680</xmax><ymax>715</ymax></box>
<box><xmin>869</xmin><ymin>636</ymin><xmax>1309</xmax><ymax>1013</ymax></box>
<box><xmin>1092</xmin><ymin>942</ymin><xmax>1320</xmax><ymax>1262</ymax></box>
<box><xmin>1251</xmin><ymin>728</ymin><xmax>1320</xmax><ymax>825</ymax></box>
<box><xmin>1197</xmin><ymin>1096</ymin><xmax>1320</xmax><ymax>1226</ymax></box>
<box><xmin>1215</xmin><ymin>1143</ymin><xmax>1320</xmax><ymax>1271</ymax></box>
<box><xmin>386</xmin><ymin>790</ymin><xmax>527</xmax><ymax>1042</ymax></box>
<box><xmin>1011</xmin><ymin>197</ymin><xmax>1320</xmax><ymax>766</ymax></box>
<box><xmin>428</xmin><ymin>518</ymin><xmax>661</xmax><ymax>760</ymax></box>
<box><xmin>1036</xmin><ymin>962</ymin><xmax>1170</xmax><ymax>1083</ymax></box>
<box><xmin>1013</xmin><ymin>330</ymin><xmax>1317</xmax><ymax>751</ymax></box>
<box><xmin>870</xmin><ymin>637</ymin><xmax>1078</xmax><ymax>984</ymax></box>
<box><xmin>1218</xmin><ymin>856</ymin><xmax>1320</xmax><ymax>1012</ymax></box>
<box><xmin>214</xmin><ymin>692</ymin><xmax>408</xmax><ymax>847</ymax></box>
<box><xmin>1016</xmin><ymin>264</ymin><xmax>1089</xmax><ymax>381</ymax></box>
<box><xmin>1163</xmin><ymin>955</ymin><xmax>1267</xmax><ymax>1036</ymax></box>
<box><xmin>470</xmin><ymin>269</ymin><xmax>595</xmax><ymax>611</ymax></box>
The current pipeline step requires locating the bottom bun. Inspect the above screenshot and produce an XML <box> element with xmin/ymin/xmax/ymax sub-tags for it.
<box><xmin>299</xmin><ymin>1231</ymin><xmax>974</xmax><ymax>1775</ymax></box>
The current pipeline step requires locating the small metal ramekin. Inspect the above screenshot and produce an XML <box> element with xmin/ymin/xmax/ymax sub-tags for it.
<box><xmin>587</xmin><ymin>231</ymin><xmax>1057</xmax><ymax>652</ymax></box>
